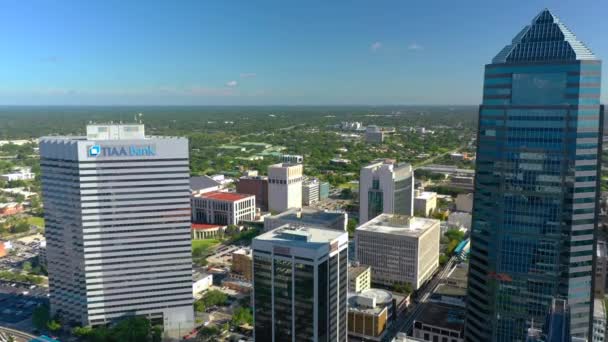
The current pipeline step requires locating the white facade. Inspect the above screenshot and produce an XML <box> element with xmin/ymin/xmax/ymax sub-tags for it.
<box><xmin>281</xmin><ymin>154</ymin><xmax>303</xmax><ymax>164</ymax></box>
<box><xmin>1</xmin><ymin>167</ymin><xmax>35</xmax><ymax>182</ymax></box>
<box><xmin>359</xmin><ymin>160</ymin><xmax>414</xmax><ymax>223</ymax></box>
<box><xmin>414</xmin><ymin>191</ymin><xmax>437</xmax><ymax>217</ymax></box>
<box><xmin>191</xmin><ymin>191</ymin><xmax>256</xmax><ymax>225</ymax></box>
<box><xmin>268</xmin><ymin>163</ymin><xmax>303</xmax><ymax>213</ymax></box>
<box><xmin>356</xmin><ymin>214</ymin><xmax>440</xmax><ymax>289</ymax></box>
<box><xmin>193</xmin><ymin>273</ymin><xmax>213</xmax><ymax>296</ymax></box>
<box><xmin>302</xmin><ymin>179</ymin><xmax>320</xmax><ymax>206</ymax></box>
<box><xmin>594</xmin><ymin>298</ymin><xmax>607</xmax><ymax>342</ymax></box>
<box><xmin>40</xmin><ymin>124</ymin><xmax>194</xmax><ymax>339</ymax></box>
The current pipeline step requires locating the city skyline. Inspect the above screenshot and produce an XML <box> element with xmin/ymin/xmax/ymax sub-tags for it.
<box><xmin>1</xmin><ymin>1</ymin><xmax>607</xmax><ymax>106</ymax></box>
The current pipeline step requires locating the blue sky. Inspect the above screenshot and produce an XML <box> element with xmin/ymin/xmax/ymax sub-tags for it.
<box><xmin>1</xmin><ymin>0</ymin><xmax>606</xmax><ymax>105</ymax></box>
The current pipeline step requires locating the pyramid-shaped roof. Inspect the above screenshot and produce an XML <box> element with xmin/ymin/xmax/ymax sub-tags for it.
<box><xmin>493</xmin><ymin>9</ymin><xmax>597</xmax><ymax>63</ymax></box>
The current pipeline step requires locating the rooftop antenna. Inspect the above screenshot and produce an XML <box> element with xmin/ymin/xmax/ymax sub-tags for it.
<box><xmin>138</xmin><ymin>113</ymin><xmax>143</xmax><ymax>124</ymax></box>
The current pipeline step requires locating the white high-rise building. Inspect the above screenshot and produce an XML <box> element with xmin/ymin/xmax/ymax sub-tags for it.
<box><xmin>302</xmin><ymin>178</ymin><xmax>320</xmax><ymax>206</ymax></box>
<box><xmin>268</xmin><ymin>163</ymin><xmax>303</xmax><ymax>213</ymax></box>
<box><xmin>40</xmin><ymin>124</ymin><xmax>194</xmax><ymax>338</ymax></box>
<box><xmin>359</xmin><ymin>160</ymin><xmax>414</xmax><ymax>223</ymax></box>
<box><xmin>252</xmin><ymin>225</ymin><xmax>348</xmax><ymax>341</ymax></box>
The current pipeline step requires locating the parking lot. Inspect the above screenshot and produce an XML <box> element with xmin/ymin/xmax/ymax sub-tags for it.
<box><xmin>0</xmin><ymin>284</ymin><xmax>46</xmax><ymax>327</ymax></box>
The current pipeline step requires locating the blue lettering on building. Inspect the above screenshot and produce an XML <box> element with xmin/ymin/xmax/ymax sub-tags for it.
<box><xmin>89</xmin><ymin>145</ymin><xmax>156</xmax><ymax>157</ymax></box>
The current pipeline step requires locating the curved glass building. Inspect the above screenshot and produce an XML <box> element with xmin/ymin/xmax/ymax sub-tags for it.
<box><xmin>465</xmin><ymin>9</ymin><xmax>603</xmax><ymax>341</ymax></box>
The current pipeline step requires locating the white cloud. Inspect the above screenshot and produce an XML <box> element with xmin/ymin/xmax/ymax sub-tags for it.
<box><xmin>370</xmin><ymin>41</ymin><xmax>382</xmax><ymax>52</ymax></box>
<box><xmin>225</xmin><ymin>80</ymin><xmax>238</xmax><ymax>87</ymax></box>
<box><xmin>240</xmin><ymin>73</ymin><xmax>257</xmax><ymax>78</ymax></box>
<box><xmin>408</xmin><ymin>43</ymin><xmax>423</xmax><ymax>51</ymax></box>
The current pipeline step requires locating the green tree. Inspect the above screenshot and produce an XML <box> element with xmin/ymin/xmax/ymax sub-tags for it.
<box><xmin>439</xmin><ymin>254</ymin><xmax>449</xmax><ymax>266</ymax></box>
<box><xmin>151</xmin><ymin>325</ymin><xmax>163</xmax><ymax>342</ymax></box>
<box><xmin>231</xmin><ymin>307</ymin><xmax>253</xmax><ymax>326</ymax></box>
<box><xmin>347</xmin><ymin>218</ymin><xmax>357</xmax><ymax>237</ymax></box>
<box><xmin>392</xmin><ymin>282</ymin><xmax>413</xmax><ymax>295</ymax></box>
<box><xmin>225</xmin><ymin>224</ymin><xmax>239</xmax><ymax>236</ymax></box>
<box><xmin>72</xmin><ymin>326</ymin><xmax>93</xmax><ymax>337</ymax></box>
<box><xmin>46</xmin><ymin>320</ymin><xmax>62</xmax><ymax>332</ymax></box>
<box><xmin>444</xmin><ymin>229</ymin><xmax>464</xmax><ymax>242</ymax></box>
<box><xmin>32</xmin><ymin>304</ymin><xmax>50</xmax><ymax>330</ymax></box>
<box><xmin>112</xmin><ymin>316</ymin><xmax>151</xmax><ymax>342</ymax></box>
<box><xmin>22</xmin><ymin>261</ymin><xmax>32</xmax><ymax>272</ymax></box>
<box><xmin>194</xmin><ymin>289</ymin><xmax>229</xmax><ymax>312</ymax></box>
<box><xmin>10</xmin><ymin>221</ymin><xmax>30</xmax><ymax>234</ymax></box>
<box><xmin>197</xmin><ymin>326</ymin><xmax>221</xmax><ymax>342</ymax></box>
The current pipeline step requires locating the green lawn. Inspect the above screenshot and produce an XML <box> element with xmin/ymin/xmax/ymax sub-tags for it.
<box><xmin>192</xmin><ymin>239</ymin><xmax>221</xmax><ymax>257</ymax></box>
<box><xmin>27</xmin><ymin>216</ymin><xmax>45</xmax><ymax>227</ymax></box>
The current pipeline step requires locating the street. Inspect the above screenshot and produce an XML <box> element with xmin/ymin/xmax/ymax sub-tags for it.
<box><xmin>383</xmin><ymin>255</ymin><xmax>459</xmax><ymax>341</ymax></box>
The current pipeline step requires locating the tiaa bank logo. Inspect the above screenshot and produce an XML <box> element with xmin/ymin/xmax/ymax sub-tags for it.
<box><xmin>88</xmin><ymin>145</ymin><xmax>157</xmax><ymax>157</ymax></box>
<box><xmin>88</xmin><ymin>145</ymin><xmax>101</xmax><ymax>157</ymax></box>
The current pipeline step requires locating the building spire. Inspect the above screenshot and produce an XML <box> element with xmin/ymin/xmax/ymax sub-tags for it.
<box><xmin>492</xmin><ymin>9</ymin><xmax>597</xmax><ymax>63</ymax></box>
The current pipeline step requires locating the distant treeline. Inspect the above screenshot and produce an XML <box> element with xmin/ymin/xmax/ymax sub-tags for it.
<box><xmin>0</xmin><ymin>105</ymin><xmax>478</xmax><ymax>139</ymax></box>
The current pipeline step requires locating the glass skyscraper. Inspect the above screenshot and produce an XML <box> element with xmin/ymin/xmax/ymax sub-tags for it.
<box><xmin>465</xmin><ymin>9</ymin><xmax>603</xmax><ymax>341</ymax></box>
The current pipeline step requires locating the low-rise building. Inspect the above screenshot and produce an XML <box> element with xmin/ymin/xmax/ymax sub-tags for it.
<box><xmin>455</xmin><ymin>193</ymin><xmax>473</xmax><ymax>213</ymax></box>
<box><xmin>414</xmin><ymin>191</ymin><xmax>437</xmax><ymax>217</ymax></box>
<box><xmin>412</xmin><ymin>303</ymin><xmax>465</xmax><ymax>342</ymax></box>
<box><xmin>596</xmin><ymin>240</ymin><xmax>608</xmax><ymax>298</ymax></box>
<box><xmin>430</xmin><ymin>263</ymin><xmax>468</xmax><ymax>308</ymax></box>
<box><xmin>191</xmin><ymin>223</ymin><xmax>227</xmax><ymax>240</ymax></box>
<box><xmin>193</xmin><ymin>272</ymin><xmax>213</xmax><ymax>296</ymax></box>
<box><xmin>190</xmin><ymin>175</ymin><xmax>222</xmax><ymax>194</ymax></box>
<box><xmin>0</xmin><ymin>167</ymin><xmax>35</xmax><ymax>182</ymax></box>
<box><xmin>232</xmin><ymin>248</ymin><xmax>253</xmax><ymax>281</ymax></box>
<box><xmin>449</xmin><ymin>176</ymin><xmax>474</xmax><ymax>191</ymax></box>
<box><xmin>0</xmin><ymin>202</ymin><xmax>24</xmax><ymax>216</ymax></box>
<box><xmin>39</xmin><ymin>240</ymin><xmax>47</xmax><ymax>267</ymax></box>
<box><xmin>348</xmin><ymin>289</ymin><xmax>394</xmax><ymax>341</ymax></box>
<box><xmin>302</xmin><ymin>179</ymin><xmax>320</xmax><ymax>206</ymax></box>
<box><xmin>594</xmin><ymin>298</ymin><xmax>607</xmax><ymax>342</ymax></box>
<box><xmin>264</xmin><ymin>207</ymin><xmax>348</xmax><ymax>231</ymax></box>
<box><xmin>319</xmin><ymin>182</ymin><xmax>330</xmax><ymax>200</ymax></box>
<box><xmin>365</xmin><ymin>125</ymin><xmax>384</xmax><ymax>144</ymax></box>
<box><xmin>349</xmin><ymin>265</ymin><xmax>372</xmax><ymax>293</ymax></box>
<box><xmin>330</xmin><ymin>158</ymin><xmax>351</xmax><ymax>165</ymax></box>
<box><xmin>356</xmin><ymin>214</ymin><xmax>440</xmax><ymax>289</ymax></box>
<box><xmin>447</xmin><ymin>212</ymin><xmax>472</xmax><ymax>230</ymax></box>
<box><xmin>192</xmin><ymin>191</ymin><xmax>256</xmax><ymax>225</ymax></box>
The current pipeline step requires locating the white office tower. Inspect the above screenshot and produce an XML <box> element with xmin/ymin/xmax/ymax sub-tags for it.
<box><xmin>268</xmin><ymin>163</ymin><xmax>303</xmax><ymax>213</ymax></box>
<box><xmin>40</xmin><ymin>124</ymin><xmax>194</xmax><ymax>339</ymax></box>
<box><xmin>252</xmin><ymin>225</ymin><xmax>348</xmax><ymax>341</ymax></box>
<box><xmin>359</xmin><ymin>159</ymin><xmax>414</xmax><ymax>223</ymax></box>
<box><xmin>302</xmin><ymin>178</ymin><xmax>320</xmax><ymax>206</ymax></box>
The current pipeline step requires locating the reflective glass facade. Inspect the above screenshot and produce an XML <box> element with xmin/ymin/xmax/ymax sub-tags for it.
<box><xmin>465</xmin><ymin>10</ymin><xmax>603</xmax><ymax>342</ymax></box>
<box><xmin>252</xmin><ymin>228</ymin><xmax>348</xmax><ymax>342</ymax></box>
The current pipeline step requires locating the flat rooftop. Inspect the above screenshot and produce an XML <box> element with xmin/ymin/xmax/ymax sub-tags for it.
<box><xmin>416</xmin><ymin>191</ymin><xmax>437</xmax><ymax>200</ymax></box>
<box><xmin>434</xmin><ymin>284</ymin><xmax>467</xmax><ymax>297</ymax></box>
<box><xmin>595</xmin><ymin>298</ymin><xmax>605</xmax><ymax>318</ymax></box>
<box><xmin>415</xmin><ymin>303</ymin><xmax>465</xmax><ymax>332</ymax></box>
<box><xmin>194</xmin><ymin>191</ymin><xmax>253</xmax><ymax>202</ymax></box>
<box><xmin>271</xmin><ymin>208</ymin><xmax>345</xmax><ymax>221</ymax></box>
<box><xmin>357</xmin><ymin>214</ymin><xmax>439</xmax><ymax>238</ymax></box>
<box><xmin>349</xmin><ymin>265</ymin><xmax>370</xmax><ymax>279</ymax></box>
<box><xmin>255</xmin><ymin>225</ymin><xmax>345</xmax><ymax>250</ymax></box>
<box><xmin>447</xmin><ymin>264</ymin><xmax>468</xmax><ymax>283</ymax></box>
